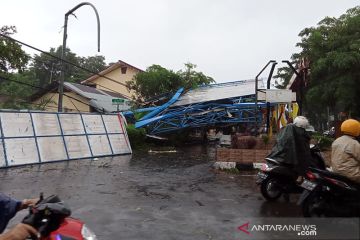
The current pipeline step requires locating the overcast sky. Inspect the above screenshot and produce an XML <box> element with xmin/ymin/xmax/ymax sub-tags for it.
<box><xmin>1</xmin><ymin>0</ymin><xmax>358</xmax><ymax>82</ymax></box>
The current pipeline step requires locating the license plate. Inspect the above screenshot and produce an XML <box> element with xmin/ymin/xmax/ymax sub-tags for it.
<box><xmin>300</xmin><ymin>179</ymin><xmax>317</xmax><ymax>191</ymax></box>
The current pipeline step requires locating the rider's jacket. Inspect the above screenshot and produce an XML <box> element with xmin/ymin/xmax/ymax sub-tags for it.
<box><xmin>0</xmin><ymin>193</ymin><xmax>21</xmax><ymax>233</ymax></box>
<box><xmin>331</xmin><ymin>135</ymin><xmax>360</xmax><ymax>184</ymax></box>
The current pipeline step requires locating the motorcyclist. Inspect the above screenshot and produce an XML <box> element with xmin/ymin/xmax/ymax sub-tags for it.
<box><xmin>0</xmin><ymin>193</ymin><xmax>38</xmax><ymax>239</ymax></box>
<box><xmin>266</xmin><ymin>116</ymin><xmax>316</xmax><ymax>175</ymax></box>
<box><xmin>331</xmin><ymin>119</ymin><xmax>360</xmax><ymax>184</ymax></box>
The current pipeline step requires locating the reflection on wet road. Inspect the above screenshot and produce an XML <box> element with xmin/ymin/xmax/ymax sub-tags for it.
<box><xmin>1</xmin><ymin>145</ymin><xmax>301</xmax><ymax>240</ymax></box>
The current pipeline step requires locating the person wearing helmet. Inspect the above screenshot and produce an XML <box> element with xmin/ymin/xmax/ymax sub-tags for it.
<box><xmin>266</xmin><ymin>116</ymin><xmax>317</xmax><ymax>175</ymax></box>
<box><xmin>331</xmin><ymin>119</ymin><xmax>360</xmax><ymax>184</ymax></box>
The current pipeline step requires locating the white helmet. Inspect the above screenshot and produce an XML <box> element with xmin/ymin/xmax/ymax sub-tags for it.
<box><xmin>294</xmin><ymin>116</ymin><xmax>314</xmax><ymax>132</ymax></box>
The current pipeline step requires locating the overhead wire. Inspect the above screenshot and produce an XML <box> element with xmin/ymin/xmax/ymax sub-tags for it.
<box><xmin>0</xmin><ymin>74</ymin><xmax>105</xmax><ymax>113</ymax></box>
<box><xmin>0</xmin><ymin>33</ymin><xmax>132</xmax><ymax>89</ymax></box>
<box><xmin>13</xmin><ymin>100</ymin><xmax>86</xmax><ymax>113</ymax></box>
<box><xmin>26</xmin><ymin>54</ymin><xmax>127</xmax><ymax>96</ymax></box>
<box><xmin>0</xmin><ymin>33</ymin><xmax>138</xmax><ymax>112</ymax></box>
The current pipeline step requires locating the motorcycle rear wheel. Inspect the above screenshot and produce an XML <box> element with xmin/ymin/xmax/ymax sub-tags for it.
<box><xmin>302</xmin><ymin>192</ymin><xmax>326</xmax><ymax>217</ymax></box>
<box><xmin>260</xmin><ymin>177</ymin><xmax>282</xmax><ymax>201</ymax></box>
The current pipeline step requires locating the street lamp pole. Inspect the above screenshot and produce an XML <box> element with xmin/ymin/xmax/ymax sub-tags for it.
<box><xmin>58</xmin><ymin>2</ymin><xmax>100</xmax><ymax>112</ymax></box>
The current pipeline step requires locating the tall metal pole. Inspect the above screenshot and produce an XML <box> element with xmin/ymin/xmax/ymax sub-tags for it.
<box><xmin>58</xmin><ymin>15</ymin><xmax>69</xmax><ymax>112</ymax></box>
<box><xmin>266</xmin><ymin>62</ymin><xmax>277</xmax><ymax>134</ymax></box>
<box><xmin>58</xmin><ymin>2</ymin><xmax>101</xmax><ymax>112</ymax></box>
<box><xmin>254</xmin><ymin>60</ymin><xmax>276</xmax><ymax>135</ymax></box>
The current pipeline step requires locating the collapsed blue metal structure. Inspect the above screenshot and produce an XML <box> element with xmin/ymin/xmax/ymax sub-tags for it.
<box><xmin>130</xmin><ymin>80</ymin><xmax>269</xmax><ymax>135</ymax></box>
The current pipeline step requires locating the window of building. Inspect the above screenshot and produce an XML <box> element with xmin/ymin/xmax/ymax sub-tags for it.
<box><xmin>121</xmin><ymin>66</ymin><xmax>127</xmax><ymax>74</ymax></box>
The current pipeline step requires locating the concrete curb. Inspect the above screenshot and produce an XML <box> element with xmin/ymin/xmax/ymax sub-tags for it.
<box><xmin>213</xmin><ymin>161</ymin><xmax>265</xmax><ymax>170</ymax></box>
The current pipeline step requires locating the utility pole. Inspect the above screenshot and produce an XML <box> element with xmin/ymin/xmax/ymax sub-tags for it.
<box><xmin>58</xmin><ymin>2</ymin><xmax>101</xmax><ymax>112</ymax></box>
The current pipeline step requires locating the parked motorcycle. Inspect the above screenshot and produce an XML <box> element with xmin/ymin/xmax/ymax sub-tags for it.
<box><xmin>257</xmin><ymin>145</ymin><xmax>326</xmax><ymax>201</ymax></box>
<box><xmin>323</xmin><ymin>127</ymin><xmax>335</xmax><ymax>138</ymax></box>
<box><xmin>22</xmin><ymin>194</ymin><xmax>97</xmax><ymax>240</ymax></box>
<box><xmin>298</xmin><ymin>167</ymin><xmax>360</xmax><ymax>217</ymax></box>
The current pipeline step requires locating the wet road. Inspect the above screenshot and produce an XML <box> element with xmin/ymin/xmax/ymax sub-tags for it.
<box><xmin>1</xmin><ymin>145</ymin><xmax>301</xmax><ymax>239</ymax></box>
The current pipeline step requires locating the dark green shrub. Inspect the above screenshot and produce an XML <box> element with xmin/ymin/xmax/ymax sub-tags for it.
<box><xmin>126</xmin><ymin>124</ymin><xmax>146</xmax><ymax>148</ymax></box>
<box><xmin>312</xmin><ymin>134</ymin><xmax>334</xmax><ymax>151</ymax></box>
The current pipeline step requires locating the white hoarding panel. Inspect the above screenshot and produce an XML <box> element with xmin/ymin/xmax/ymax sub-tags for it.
<box><xmin>5</xmin><ymin>138</ymin><xmax>39</xmax><ymax>166</ymax></box>
<box><xmin>0</xmin><ymin>112</ymin><xmax>33</xmax><ymax>137</ymax></box>
<box><xmin>65</xmin><ymin>136</ymin><xmax>91</xmax><ymax>159</ymax></box>
<box><xmin>59</xmin><ymin>114</ymin><xmax>84</xmax><ymax>135</ymax></box>
<box><xmin>32</xmin><ymin>113</ymin><xmax>61</xmax><ymax>136</ymax></box>
<box><xmin>37</xmin><ymin>137</ymin><xmax>67</xmax><ymax>162</ymax></box>
<box><xmin>109</xmin><ymin>134</ymin><xmax>131</xmax><ymax>154</ymax></box>
<box><xmin>257</xmin><ymin>89</ymin><xmax>296</xmax><ymax>103</ymax></box>
<box><xmin>103</xmin><ymin>115</ymin><xmax>123</xmax><ymax>134</ymax></box>
<box><xmin>82</xmin><ymin>114</ymin><xmax>106</xmax><ymax>134</ymax></box>
<box><xmin>0</xmin><ymin>142</ymin><xmax>5</xmax><ymax>167</ymax></box>
<box><xmin>88</xmin><ymin>135</ymin><xmax>112</xmax><ymax>156</ymax></box>
<box><xmin>0</xmin><ymin>111</ymin><xmax>131</xmax><ymax>168</ymax></box>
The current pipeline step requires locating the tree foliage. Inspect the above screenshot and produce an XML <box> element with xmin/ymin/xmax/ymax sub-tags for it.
<box><xmin>0</xmin><ymin>25</ymin><xmax>107</xmax><ymax>109</ymax></box>
<box><xmin>0</xmin><ymin>26</ymin><xmax>32</xmax><ymax>109</ymax></box>
<box><xmin>127</xmin><ymin>63</ymin><xmax>214</xmax><ymax>102</ymax></box>
<box><xmin>31</xmin><ymin>46</ymin><xmax>77</xmax><ymax>86</ymax></box>
<box><xmin>75</xmin><ymin>55</ymin><xmax>107</xmax><ymax>81</ymax></box>
<box><xmin>285</xmin><ymin>6</ymin><xmax>360</xmax><ymax>123</ymax></box>
<box><xmin>31</xmin><ymin>46</ymin><xmax>107</xmax><ymax>86</ymax></box>
<box><xmin>0</xmin><ymin>26</ymin><xmax>29</xmax><ymax>73</ymax></box>
<box><xmin>176</xmin><ymin>63</ymin><xmax>215</xmax><ymax>89</ymax></box>
<box><xmin>273</xmin><ymin>66</ymin><xmax>294</xmax><ymax>89</ymax></box>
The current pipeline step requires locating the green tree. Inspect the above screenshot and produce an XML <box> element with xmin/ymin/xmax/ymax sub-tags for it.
<box><xmin>30</xmin><ymin>47</ymin><xmax>107</xmax><ymax>86</ymax></box>
<box><xmin>0</xmin><ymin>25</ymin><xmax>31</xmax><ymax>109</ymax></box>
<box><xmin>0</xmin><ymin>26</ymin><xmax>29</xmax><ymax>73</ymax></box>
<box><xmin>0</xmin><ymin>71</ymin><xmax>38</xmax><ymax>109</ymax></box>
<box><xmin>30</xmin><ymin>46</ymin><xmax>79</xmax><ymax>86</ymax></box>
<box><xmin>177</xmin><ymin>63</ymin><xmax>215</xmax><ymax>89</ymax></box>
<box><xmin>127</xmin><ymin>63</ymin><xmax>214</xmax><ymax>102</ymax></box>
<box><xmin>73</xmin><ymin>55</ymin><xmax>107</xmax><ymax>82</ymax></box>
<box><xmin>273</xmin><ymin>66</ymin><xmax>293</xmax><ymax>89</ymax></box>
<box><xmin>127</xmin><ymin>64</ymin><xmax>183</xmax><ymax>102</ymax></box>
<box><xmin>0</xmin><ymin>27</ymin><xmax>107</xmax><ymax>109</ymax></box>
<box><xmin>289</xmin><ymin>6</ymin><xmax>360</xmax><ymax>123</ymax></box>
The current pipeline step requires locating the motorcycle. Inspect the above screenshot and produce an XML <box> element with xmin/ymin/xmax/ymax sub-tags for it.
<box><xmin>257</xmin><ymin>144</ymin><xmax>326</xmax><ymax>201</ymax></box>
<box><xmin>22</xmin><ymin>194</ymin><xmax>97</xmax><ymax>240</ymax></box>
<box><xmin>298</xmin><ymin>167</ymin><xmax>360</xmax><ymax>217</ymax></box>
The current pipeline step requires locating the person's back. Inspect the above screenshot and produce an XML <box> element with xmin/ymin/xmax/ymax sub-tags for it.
<box><xmin>266</xmin><ymin>116</ymin><xmax>314</xmax><ymax>175</ymax></box>
<box><xmin>331</xmin><ymin>119</ymin><xmax>360</xmax><ymax>184</ymax></box>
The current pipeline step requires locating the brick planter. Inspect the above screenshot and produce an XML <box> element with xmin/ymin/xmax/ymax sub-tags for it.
<box><xmin>216</xmin><ymin>148</ymin><xmax>270</xmax><ymax>163</ymax></box>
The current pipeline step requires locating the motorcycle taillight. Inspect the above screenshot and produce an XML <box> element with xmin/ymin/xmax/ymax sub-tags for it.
<box><xmin>261</xmin><ymin>164</ymin><xmax>273</xmax><ymax>172</ymax></box>
<box><xmin>261</xmin><ymin>164</ymin><xmax>268</xmax><ymax>171</ymax></box>
<box><xmin>306</xmin><ymin>171</ymin><xmax>318</xmax><ymax>180</ymax></box>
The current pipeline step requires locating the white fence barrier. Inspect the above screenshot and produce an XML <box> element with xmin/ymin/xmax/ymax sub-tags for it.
<box><xmin>0</xmin><ymin>111</ymin><xmax>132</xmax><ymax>168</ymax></box>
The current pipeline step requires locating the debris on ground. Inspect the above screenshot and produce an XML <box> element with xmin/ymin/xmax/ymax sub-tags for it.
<box><xmin>148</xmin><ymin>149</ymin><xmax>177</xmax><ymax>153</ymax></box>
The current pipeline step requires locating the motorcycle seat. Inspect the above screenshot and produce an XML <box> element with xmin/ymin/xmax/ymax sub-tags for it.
<box><xmin>265</xmin><ymin>158</ymin><xmax>292</xmax><ymax>167</ymax></box>
<box><xmin>309</xmin><ymin>167</ymin><xmax>360</xmax><ymax>187</ymax></box>
<box><xmin>265</xmin><ymin>158</ymin><xmax>298</xmax><ymax>179</ymax></box>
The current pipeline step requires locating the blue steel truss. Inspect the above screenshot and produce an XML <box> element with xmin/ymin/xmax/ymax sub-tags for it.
<box><xmin>135</xmin><ymin>93</ymin><xmax>269</xmax><ymax>135</ymax></box>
